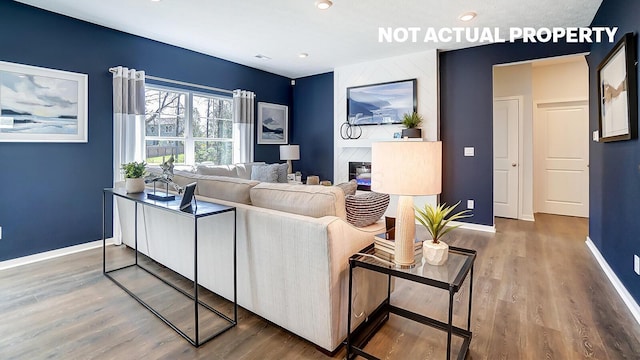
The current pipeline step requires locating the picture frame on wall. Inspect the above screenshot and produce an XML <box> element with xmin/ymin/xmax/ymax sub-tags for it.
<box><xmin>346</xmin><ymin>79</ymin><xmax>417</xmax><ymax>126</ymax></box>
<box><xmin>597</xmin><ymin>32</ymin><xmax>637</xmax><ymax>142</ymax></box>
<box><xmin>0</xmin><ymin>60</ymin><xmax>88</xmax><ymax>143</ymax></box>
<box><xmin>257</xmin><ymin>102</ymin><xmax>288</xmax><ymax>144</ymax></box>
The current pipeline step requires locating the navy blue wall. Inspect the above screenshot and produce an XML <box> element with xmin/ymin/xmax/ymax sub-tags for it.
<box><xmin>587</xmin><ymin>0</ymin><xmax>640</xmax><ymax>302</ymax></box>
<box><xmin>0</xmin><ymin>1</ymin><xmax>291</xmax><ymax>261</ymax></box>
<box><xmin>439</xmin><ymin>41</ymin><xmax>589</xmax><ymax>226</ymax></box>
<box><xmin>291</xmin><ymin>72</ymin><xmax>334</xmax><ymax>181</ymax></box>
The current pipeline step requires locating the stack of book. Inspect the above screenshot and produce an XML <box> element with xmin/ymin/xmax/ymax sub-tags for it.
<box><xmin>373</xmin><ymin>234</ymin><xmax>423</xmax><ymax>261</ymax></box>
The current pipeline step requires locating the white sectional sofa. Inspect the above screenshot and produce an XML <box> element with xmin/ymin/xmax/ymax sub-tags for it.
<box><xmin>114</xmin><ymin>166</ymin><xmax>387</xmax><ymax>352</ymax></box>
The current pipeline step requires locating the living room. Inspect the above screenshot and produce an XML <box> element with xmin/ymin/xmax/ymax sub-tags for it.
<box><xmin>1</xmin><ymin>0</ymin><xmax>639</xmax><ymax>358</ymax></box>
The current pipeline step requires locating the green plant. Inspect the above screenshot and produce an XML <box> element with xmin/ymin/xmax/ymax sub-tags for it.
<box><xmin>121</xmin><ymin>161</ymin><xmax>147</xmax><ymax>179</ymax></box>
<box><xmin>415</xmin><ymin>201</ymin><xmax>472</xmax><ymax>244</ymax></box>
<box><xmin>401</xmin><ymin>112</ymin><xmax>423</xmax><ymax>129</ymax></box>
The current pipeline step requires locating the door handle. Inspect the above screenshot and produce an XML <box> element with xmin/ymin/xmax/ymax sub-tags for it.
<box><xmin>511</xmin><ymin>163</ymin><xmax>517</xmax><ymax>167</ymax></box>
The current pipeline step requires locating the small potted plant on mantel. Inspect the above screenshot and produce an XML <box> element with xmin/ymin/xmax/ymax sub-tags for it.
<box><xmin>121</xmin><ymin>161</ymin><xmax>147</xmax><ymax>194</ymax></box>
<box><xmin>401</xmin><ymin>112</ymin><xmax>423</xmax><ymax>138</ymax></box>
<box><xmin>415</xmin><ymin>201</ymin><xmax>472</xmax><ymax>265</ymax></box>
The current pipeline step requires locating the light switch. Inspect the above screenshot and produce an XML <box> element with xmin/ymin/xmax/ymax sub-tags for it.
<box><xmin>464</xmin><ymin>147</ymin><xmax>474</xmax><ymax>157</ymax></box>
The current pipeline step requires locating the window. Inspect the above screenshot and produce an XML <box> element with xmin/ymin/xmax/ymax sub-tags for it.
<box><xmin>144</xmin><ymin>85</ymin><xmax>233</xmax><ymax>165</ymax></box>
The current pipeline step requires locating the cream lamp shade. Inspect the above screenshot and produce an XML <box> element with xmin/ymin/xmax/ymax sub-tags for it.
<box><xmin>279</xmin><ymin>144</ymin><xmax>300</xmax><ymax>174</ymax></box>
<box><xmin>372</xmin><ymin>140</ymin><xmax>442</xmax><ymax>266</ymax></box>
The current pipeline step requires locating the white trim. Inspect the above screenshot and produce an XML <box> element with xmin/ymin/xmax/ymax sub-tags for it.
<box><xmin>0</xmin><ymin>239</ymin><xmax>115</xmax><ymax>271</ymax></box>
<box><xmin>448</xmin><ymin>220</ymin><xmax>496</xmax><ymax>233</ymax></box>
<box><xmin>585</xmin><ymin>236</ymin><xmax>640</xmax><ymax>325</ymax></box>
<box><xmin>519</xmin><ymin>214</ymin><xmax>535</xmax><ymax>222</ymax></box>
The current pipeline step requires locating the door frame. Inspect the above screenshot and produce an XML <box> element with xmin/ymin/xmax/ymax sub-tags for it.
<box><xmin>493</xmin><ymin>96</ymin><xmax>527</xmax><ymax>221</ymax></box>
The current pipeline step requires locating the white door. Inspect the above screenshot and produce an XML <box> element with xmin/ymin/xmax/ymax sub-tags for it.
<box><xmin>493</xmin><ymin>98</ymin><xmax>520</xmax><ymax>219</ymax></box>
<box><xmin>534</xmin><ymin>102</ymin><xmax>589</xmax><ymax>217</ymax></box>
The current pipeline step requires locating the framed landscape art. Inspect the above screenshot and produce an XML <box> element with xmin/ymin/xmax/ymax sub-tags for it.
<box><xmin>0</xmin><ymin>61</ymin><xmax>88</xmax><ymax>142</ymax></box>
<box><xmin>257</xmin><ymin>102</ymin><xmax>288</xmax><ymax>144</ymax></box>
<box><xmin>347</xmin><ymin>79</ymin><xmax>417</xmax><ymax>126</ymax></box>
<box><xmin>597</xmin><ymin>32</ymin><xmax>637</xmax><ymax>142</ymax></box>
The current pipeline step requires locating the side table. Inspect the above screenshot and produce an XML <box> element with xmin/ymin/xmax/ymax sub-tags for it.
<box><xmin>346</xmin><ymin>244</ymin><xmax>476</xmax><ymax>360</ymax></box>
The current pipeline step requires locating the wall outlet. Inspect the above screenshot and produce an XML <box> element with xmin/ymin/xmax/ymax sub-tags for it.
<box><xmin>467</xmin><ymin>200</ymin><xmax>474</xmax><ymax>209</ymax></box>
<box><xmin>0</xmin><ymin>226</ymin><xmax>2</xmax><ymax>240</ymax></box>
<box><xmin>464</xmin><ymin>147</ymin><xmax>475</xmax><ymax>157</ymax></box>
<box><xmin>592</xmin><ymin>130</ymin><xmax>599</xmax><ymax>142</ymax></box>
<box><xmin>634</xmin><ymin>255</ymin><xmax>640</xmax><ymax>275</ymax></box>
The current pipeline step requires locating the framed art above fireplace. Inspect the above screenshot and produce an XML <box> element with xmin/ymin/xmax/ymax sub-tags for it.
<box><xmin>347</xmin><ymin>79</ymin><xmax>416</xmax><ymax>126</ymax></box>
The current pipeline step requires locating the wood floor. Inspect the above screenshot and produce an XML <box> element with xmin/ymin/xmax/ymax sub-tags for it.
<box><xmin>1</xmin><ymin>214</ymin><xmax>639</xmax><ymax>359</ymax></box>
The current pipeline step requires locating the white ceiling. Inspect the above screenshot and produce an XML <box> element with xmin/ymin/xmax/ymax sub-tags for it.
<box><xmin>15</xmin><ymin>0</ymin><xmax>602</xmax><ymax>79</ymax></box>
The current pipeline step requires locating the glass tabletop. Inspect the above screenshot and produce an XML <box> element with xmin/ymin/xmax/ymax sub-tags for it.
<box><xmin>351</xmin><ymin>244</ymin><xmax>476</xmax><ymax>291</ymax></box>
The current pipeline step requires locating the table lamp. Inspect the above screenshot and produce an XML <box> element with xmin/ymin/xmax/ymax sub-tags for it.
<box><xmin>372</xmin><ymin>140</ymin><xmax>442</xmax><ymax>266</ymax></box>
<box><xmin>280</xmin><ymin>144</ymin><xmax>300</xmax><ymax>174</ymax></box>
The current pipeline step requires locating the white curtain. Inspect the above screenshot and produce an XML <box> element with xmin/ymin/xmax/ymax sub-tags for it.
<box><xmin>112</xmin><ymin>66</ymin><xmax>145</xmax><ymax>244</ymax></box>
<box><xmin>232</xmin><ymin>90</ymin><xmax>255</xmax><ymax>163</ymax></box>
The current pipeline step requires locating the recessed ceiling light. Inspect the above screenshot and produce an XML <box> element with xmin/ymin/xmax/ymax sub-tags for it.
<box><xmin>315</xmin><ymin>0</ymin><xmax>333</xmax><ymax>10</ymax></box>
<box><xmin>298</xmin><ymin>53</ymin><xmax>309</xmax><ymax>58</ymax></box>
<box><xmin>459</xmin><ymin>11</ymin><xmax>477</xmax><ymax>22</ymax></box>
<box><xmin>151</xmin><ymin>0</ymin><xmax>161</xmax><ymax>2</ymax></box>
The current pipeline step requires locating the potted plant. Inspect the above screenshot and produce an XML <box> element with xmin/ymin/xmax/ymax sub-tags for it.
<box><xmin>415</xmin><ymin>201</ymin><xmax>472</xmax><ymax>265</ymax></box>
<box><xmin>121</xmin><ymin>161</ymin><xmax>147</xmax><ymax>193</ymax></box>
<box><xmin>400</xmin><ymin>112</ymin><xmax>423</xmax><ymax>138</ymax></box>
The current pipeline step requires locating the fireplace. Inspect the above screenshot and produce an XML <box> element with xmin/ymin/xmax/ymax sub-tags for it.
<box><xmin>349</xmin><ymin>162</ymin><xmax>371</xmax><ymax>191</ymax></box>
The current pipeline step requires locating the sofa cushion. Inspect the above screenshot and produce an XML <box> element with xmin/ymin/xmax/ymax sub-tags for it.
<box><xmin>336</xmin><ymin>179</ymin><xmax>357</xmax><ymax>196</ymax></box>
<box><xmin>196</xmin><ymin>164</ymin><xmax>238</xmax><ymax>177</ymax></box>
<box><xmin>196</xmin><ymin>176</ymin><xmax>260</xmax><ymax>204</ymax></box>
<box><xmin>250</xmin><ymin>183</ymin><xmax>347</xmax><ymax>219</ymax></box>
<box><xmin>345</xmin><ymin>192</ymin><xmax>390</xmax><ymax>227</ymax></box>
<box><xmin>164</xmin><ymin>170</ymin><xmax>201</xmax><ymax>191</ymax></box>
<box><xmin>235</xmin><ymin>162</ymin><xmax>266</xmax><ymax>180</ymax></box>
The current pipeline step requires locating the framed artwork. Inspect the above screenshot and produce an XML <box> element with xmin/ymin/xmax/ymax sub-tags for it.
<box><xmin>257</xmin><ymin>102</ymin><xmax>288</xmax><ymax>144</ymax></box>
<box><xmin>347</xmin><ymin>79</ymin><xmax>417</xmax><ymax>126</ymax></box>
<box><xmin>0</xmin><ymin>61</ymin><xmax>88</xmax><ymax>143</ymax></box>
<box><xmin>597</xmin><ymin>32</ymin><xmax>637</xmax><ymax>142</ymax></box>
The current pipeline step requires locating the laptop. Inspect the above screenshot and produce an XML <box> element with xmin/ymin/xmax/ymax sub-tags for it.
<box><xmin>179</xmin><ymin>182</ymin><xmax>197</xmax><ymax>211</ymax></box>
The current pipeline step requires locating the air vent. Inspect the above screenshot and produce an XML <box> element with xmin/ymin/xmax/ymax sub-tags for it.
<box><xmin>255</xmin><ymin>54</ymin><xmax>272</xmax><ymax>60</ymax></box>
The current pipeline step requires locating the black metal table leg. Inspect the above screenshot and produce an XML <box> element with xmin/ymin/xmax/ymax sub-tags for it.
<box><xmin>102</xmin><ymin>190</ymin><xmax>106</xmax><ymax>274</ymax></box>
<box><xmin>346</xmin><ymin>261</ymin><xmax>354</xmax><ymax>359</ymax></box>
<box><xmin>447</xmin><ymin>286</ymin><xmax>454</xmax><ymax>360</ymax></box>
<box><xmin>194</xmin><ymin>216</ymin><xmax>200</xmax><ymax>346</ymax></box>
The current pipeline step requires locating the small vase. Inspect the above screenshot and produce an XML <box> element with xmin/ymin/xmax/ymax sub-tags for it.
<box><xmin>423</xmin><ymin>240</ymin><xmax>449</xmax><ymax>266</ymax></box>
<box><xmin>125</xmin><ymin>178</ymin><xmax>145</xmax><ymax>193</ymax></box>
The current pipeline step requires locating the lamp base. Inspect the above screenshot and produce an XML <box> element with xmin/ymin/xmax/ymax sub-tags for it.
<box><xmin>394</xmin><ymin>195</ymin><xmax>416</xmax><ymax>266</ymax></box>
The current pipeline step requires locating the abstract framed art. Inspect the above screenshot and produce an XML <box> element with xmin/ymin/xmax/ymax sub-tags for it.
<box><xmin>257</xmin><ymin>102</ymin><xmax>288</xmax><ymax>144</ymax></box>
<box><xmin>0</xmin><ymin>61</ymin><xmax>88</xmax><ymax>142</ymax></box>
<box><xmin>597</xmin><ymin>32</ymin><xmax>637</xmax><ymax>142</ymax></box>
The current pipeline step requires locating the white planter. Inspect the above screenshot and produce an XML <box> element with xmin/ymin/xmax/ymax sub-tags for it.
<box><xmin>423</xmin><ymin>240</ymin><xmax>449</xmax><ymax>266</ymax></box>
<box><xmin>125</xmin><ymin>178</ymin><xmax>145</xmax><ymax>193</ymax></box>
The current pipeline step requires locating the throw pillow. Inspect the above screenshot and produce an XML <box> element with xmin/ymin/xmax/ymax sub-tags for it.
<box><xmin>336</xmin><ymin>179</ymin><xmax>357</xmax><ymax>196</ymax></box>
<box><xmin>345</xmin><ymin>192</ymin><xmax>390</xmax><ymax>227</ymax></box>
<box><xmin>251</xmin><ymin>164</ymin><xmax>279</xmax><ymax>183</ymax></box>
<box><xmin>274</xmin><ymin>163</ymin><xmax>288</xmax><ymax>183</ymax></box>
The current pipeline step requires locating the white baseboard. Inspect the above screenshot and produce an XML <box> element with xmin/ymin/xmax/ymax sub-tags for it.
<box><xmin>585</xmin><ymin>236</ymin><xmax>640</xmax><ymax>325</ymax></box>
<box><xmin>448</xmin><ymin>220</ymin><xmax>496</xmax><ymax>233</ymax></box>
<box><xmin>0</xmin><ymin>238</ymin><xmax>114</xmax><ymax>271</ymax></box>
<box><xmin>520</xmin><ymin>214</ymin><xmax>535</xmax><ymax>222</ymax></box>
